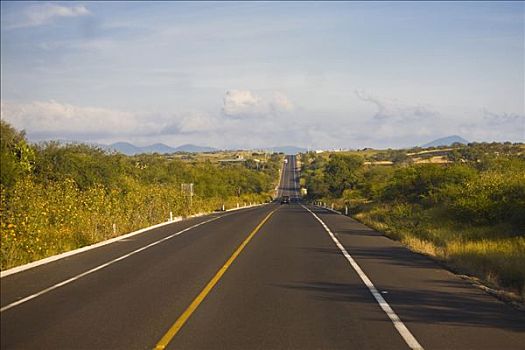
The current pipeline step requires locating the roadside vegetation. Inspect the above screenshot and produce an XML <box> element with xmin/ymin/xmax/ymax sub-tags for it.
<box><xmin>0</xmin><ymin>121</ymin><xmax>282</xmax><ymax>269</ymax></box>
<box><xmin>301</xmin><ymin>143</ymin><xmax>525</xmax><ymax>299</ymax></box>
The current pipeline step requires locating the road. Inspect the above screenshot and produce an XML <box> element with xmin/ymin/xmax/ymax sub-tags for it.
<box><xmin>1</xmin><ymin>155</ymin><xmax>524</xmax><ymax>349</ymax></box>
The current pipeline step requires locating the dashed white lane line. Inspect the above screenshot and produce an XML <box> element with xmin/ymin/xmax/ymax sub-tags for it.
<box><xmin>302</xmin><ymin>205</ymin><xmax>424</xmax><ymax>350</ymax></box>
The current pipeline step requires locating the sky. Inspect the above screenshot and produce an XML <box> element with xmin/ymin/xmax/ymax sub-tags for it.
<box><xmin>1</xmin><ymin>1</ymin><xmax>524</xmax><ymax>149</ymax></box>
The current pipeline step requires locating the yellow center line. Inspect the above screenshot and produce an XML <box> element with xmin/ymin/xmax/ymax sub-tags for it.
<box><xmin>154</xmin><ymin>208</ymin><xmax>278</xmax><ymax>350</ymax></box>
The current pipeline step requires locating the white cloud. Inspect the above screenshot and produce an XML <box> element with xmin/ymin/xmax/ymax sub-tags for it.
<box><xmin>354</xmin><ymin>89</ymin><xmax>439</xmax><ymax>122</ymax></box>
<box><xmin>6</xmin><ymin>3</ymin><xmax>90</xmax><ymax>29</ymax></box>
<box><xmin>352</xmin><ymin>89</ymin><xmax>446</xmax><ymax>145</ymax></box>
<box><xmin>482</xmin><ymin>109</ymin><xmax>525</xmax><ymax>126</ymax></box>
<box><xmin>222</xmin><ymin>90</ymin><xmax>262</xmax><ymax>117</ymax></box>
<box><xmin>160</xmin><ymin>111</ymin><xmax>219</xmax><ymax>135</ymax></box>
<box><xmin>178</xmin><ymin>112</ymin><xmax>218</xmax><ymax>134</ymax></box>
<box><xmin>2</xmin><ymin>94</ymin><xmax>521</xmax><ymax>151</ymax></box>
<box><xmin>0</xmin><ymin>97</ymin><xmax>307</xmax><ymax>148</ymax></box>
<box><xmin>353</xmin><ymin>89</ymin><xmax>525</xmax><ymax>147</ymax></box>
<box><xmin>0</xmin><ymin>100</ymin><xmax>152</xmax><ymax>139</ymax></box>
<box><xmin>271</xmin><ymin>92</ymin><xmax>294</xmax><ymax>112</ymax></box>
<box><xmin>469</xmin><ymin>109</ymin><xmax>525</xmax><ymax>142</ymax></box>
<box><xmin>222</xmin><ymin>90</ymin><xmax>294</xmax><ymax>118</ymax></box>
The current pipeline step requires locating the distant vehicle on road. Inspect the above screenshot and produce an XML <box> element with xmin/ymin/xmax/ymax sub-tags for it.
<box><xmin>280</xmin><ymin>196</ymin><xmax>290</xmax><ymax>204</ymax></box>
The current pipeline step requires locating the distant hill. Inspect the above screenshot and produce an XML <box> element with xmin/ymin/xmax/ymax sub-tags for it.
<box><xmin>106</xmin><ymin>142</ymin><xmax>217</xmax><ymax>155</ymax></box>
<box><xmin>141</xmin><ymin>143</ymin><xmax>177</xmax><ymax>154</ymax></box>
<box><xmin>422</xmin><ymin>136</ymin><xmax>468</xmax><ymax>148</ymax></box>
<box><xmin>107</xmin><ymin>142</ymin><xmax>142</xmax><ymax>155</ymax></box>
<box><xmin>40</xmin><ymin>140</ymin><xmax>304</xmax><ymax>155</ymax></box>
<box><xmin>175</xmin><ymin>144</ymin><xmax>217</xmax><ymax>153</ymax></box>
<box><xmin>268</xmin><ymin>146</ymin><xmax>308</xmax><ymax>155</ymax></box>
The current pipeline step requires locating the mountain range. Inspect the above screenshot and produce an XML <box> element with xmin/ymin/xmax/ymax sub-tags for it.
<box><xmin>48</xmin><ymin>136</ymin><xmax>467</xmax><ymax>156</ymax></box>
<box><xmin>103</xmin><ymin>142</ymin><xmax>217</xmax><ymax>155</ymax></box>
<box><xmin>103</xmin><ymin>143</ymin><xmax>309</xmax><ymax>155</ymax></box>
<box><xmin>422</xmin><ymin>135</ymin><xmax>469</xmax><ymax>148</ymax></box>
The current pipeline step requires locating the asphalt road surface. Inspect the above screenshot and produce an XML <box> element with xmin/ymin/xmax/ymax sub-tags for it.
<box><xmin>2</xmin><ymin>155</ymin><xmax>524</xmax><ymax>349</ymax></box>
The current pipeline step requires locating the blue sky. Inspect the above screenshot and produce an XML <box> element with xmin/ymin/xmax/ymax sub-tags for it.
<box><xmin>1</xmin><ymin>1</ymin><xmax>523</xmax><ymax>149</ymax></box>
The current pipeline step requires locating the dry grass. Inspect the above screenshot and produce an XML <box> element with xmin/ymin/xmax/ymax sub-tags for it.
<box><xmin>446</xmin><ymin>238</ymin><xmax>525</xmax><ymax>297</ymax></box>
<box><xmin>413</xmin><ymin>156</ymin><xmax>451</xmax><ymax>164</ymax></box>
<box><xmin>351</xmin><ymin>205</ymin><xmax>524</xmax><ymax>300</ymax></box>
<box><xmin>167</xmin><ymin>150</ymin><xmax>272</xmax><ymax>163</ymax></box>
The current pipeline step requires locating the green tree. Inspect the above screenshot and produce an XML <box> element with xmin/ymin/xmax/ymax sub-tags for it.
<box><xmin>0</xmin><ymin>120</ymin><xmax>35</xmax><ymax>187</ymax></box>
<box><xmin>324</xmin><ymin>154</ymin><xmax>363</xmax><ymax>197</ymax></box>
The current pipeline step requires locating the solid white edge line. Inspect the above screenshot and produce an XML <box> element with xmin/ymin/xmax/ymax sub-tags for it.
<box><xmin>321</xmin><ymin>206</ymin><xmax>342</xmax><ymax>215</ymax></box>
<box><xmin>302</xmin><ymin>205</ymin><xmax>424</xmax><ymax>350</ymax></box>
<box><xmin>1</xmin><ymin>203</ymin><xmax>265</xmax><ymax>278</ymax></box>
